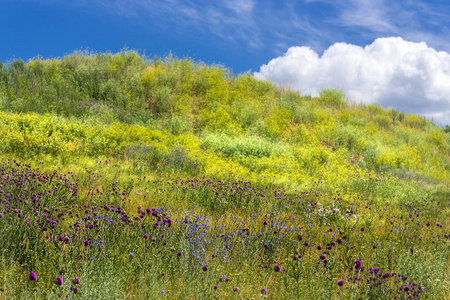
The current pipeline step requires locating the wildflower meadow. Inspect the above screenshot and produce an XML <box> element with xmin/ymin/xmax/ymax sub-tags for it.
<box><xmin>0</xmin><ymin>50</ymin><xmax>448</xmax><ymax>299</ymax></box>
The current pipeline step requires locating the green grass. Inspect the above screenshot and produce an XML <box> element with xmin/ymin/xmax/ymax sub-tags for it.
<box><xmin>0</xmin><ymin>50</ymin><xmax>448</xmax><ymax>299</ymax></box>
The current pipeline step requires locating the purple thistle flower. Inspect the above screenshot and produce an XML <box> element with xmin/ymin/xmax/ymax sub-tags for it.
<box><xmin>233</xmin><ymin>287</ymin><xmax>239</xmax><ymax>292</ymax></box>
<box><xmin>320</xmin><ymin>254</ymin><xmax>326</xmax><ymax>260</ymax></box>
<box><xmin>403</xmin><ymin>286</ymin><xmax>411</xmax><ymax>292</ymax></box>
<box><xmin>263</xmin><ymin>264</ymin><xmax>268</xmax><ymax>269</ymax></box>
<box><xmin>29</xmin><ymin>272</ymin><xmax>37</xmax><ymax>281</ymax></box>
<box><xmin>304</xmin><ymin>241</ymin><xmax>309</xmax><ymax>246</ymax></box>
<box><xmin>274</xmin><ymin>265</ymin><xmax>281</xmax><ymax>272</ymax></box>
<box><xmin>55</xmin><ymin>277</ymin><xmax>63</xmax><ymax>286</ymax></box>
<box><xmin>178</xmin><ymin>251</ymin><xmax>183</xmax><ymax>256</ymax></box>
<box><xmin>353</xmin><ymin>260</ymin><xmax>362</xmax><ymax>270</ymax></box>
<box><xmin>261</xmin><ymin>288</ymin><xmax>267</xmax><ymax>294</ymax></box>
<box><xmin>202</xmin><ymin>266</ymin><xmax>208</xmax><ymax>272</ymax></box>
<box><xmin>72</xmin><ymin>278</ymin><xmax>80</xmax><ymax>284</ymax></box>
<box><xmin>360</xmin><ymin>227</ymin><xmax>365</xmax><ymax>232</ymax></box>
<box><xmin>337</xmin><ymin>280</ymin><xmax>344</xmax><ymax>286</ymax></box>
<box><xmin>214</xmin><ymin>285</ymin><xmax>218</xmax><ymax>289</ymax></box>
<box><xmin>317</xmin><ymin>245</ymin><xmax>322</xmax><ymax>250</ymax></box>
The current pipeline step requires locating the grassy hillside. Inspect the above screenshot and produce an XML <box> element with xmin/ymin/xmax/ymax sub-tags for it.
<box><xmin>0</xmin><ymin>50</ymin><xmax>448</xmax><ymax>299</ymax></box>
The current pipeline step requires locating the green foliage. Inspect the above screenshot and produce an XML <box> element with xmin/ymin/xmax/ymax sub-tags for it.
<box><xmin>317</xmin><ymin>88</ymin><xmax>347</xmax><ymax>108</ymax></box>
<box><xmin>366</xmin><ymin>103</ymin><xmax>386</xmax><ymax>116</ymax></box>
<box><xmin>200</xmin><ymin>133</ymin><xmax>286</xmax><ymax>158</ymax></box>
<box><xmin>333</xmin><ymin>125</ymin><xmax>365</xmax><ymax>152</ymax></box>
<box><xmin>406</xmin><ymin>114</ymin><xmax>426</xmax><ymax>130</ymax></box>
<box><xmin>375</xmin><ymin>115</ymin><xmax>392</xmax><ymax>130</ymax></box>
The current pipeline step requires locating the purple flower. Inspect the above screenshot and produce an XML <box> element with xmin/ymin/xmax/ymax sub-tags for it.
<box><xmin>261</xmin><ymin>288</ymin><xmax>267</xmax><ymax>294</ymax></box>
<box><xmin>178</xmin><ymin>251</ymin><xmax>183</xmax><ymax>256</ymax></box>
<box><xmin>233</xmin><ymin>287</ymin><xmax>239</xmax><ymax>292</ymax></box>
<box><xmin>304</xmin><ymin>241</ymin><xmax>309</xmax><ymax>246</ymax></box>
<box><xmin>29</xmin><ymin>272</ymin><xmax>37</xmax><ymax>281</ymax></box>
<box><xmin>55</xmin><ymin>277</ymin><xmax>63</xmax><ymax>286</ymax></box>
<box><xmin>263</xmin><ymin>264</ymin><xmax>268</xmax><ymax>269</ymax></box>
<box><xmin>403</xmin><ymin>286</ymin><xmax>411</xmax><ymax>292</ymax></box>
<box><xmin>353</xmin><ymin>260</ymin><xmax>362</xmax><ymax>270</ymax></box>
<box><xmin>337</xmin><ymin>280</ymin><xmax>344</xmax><ymax>286</ymax></box>
<box><xmin>360</xmin><ymin>227</ymin><xmax>365</xmax><ymax>232</ymax></box>
<box><xmin>202</xmin><ymin>266</ymin><xmax>208</xmax><ymax>272</ymax></box>
<box><xmin>72</xmin><ymin>287</ymin><xmax>78</xmax><ymax>293</ymax></box>
<box><xmin>72</xmin><ymin>278</ymin><xmax>80</xmax><ymax>284</ymax></box>
<box><xmin>317</xmin><ymin>245</ymin><xmax>322</xmax><ymax>250</ymax></box>
<box><xmin>320</xmin><ymin>254</ymin><xmax>326</xmax><ymax>260</ymax></box>
<box><xmin>274</xmin><ymin>265</ymin><xmax>281</xmax><ymax>272</ymax></box>
<box><xmin>214</xmin><ymin>285</ymin><xmax>218</xmax><ymax>289</ymax></box>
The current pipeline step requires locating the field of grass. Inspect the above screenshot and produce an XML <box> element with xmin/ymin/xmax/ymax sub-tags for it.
<box><xmin>0</xmin><ymin>50</ymin><xmax>448</xmax><ymax>299</ymax></box>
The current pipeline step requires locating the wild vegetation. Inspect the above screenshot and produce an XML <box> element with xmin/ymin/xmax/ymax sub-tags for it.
<box><xmin>0</xmin><ymin>50</ymin><xmax>448</xmax><ymax>299</ymax></box>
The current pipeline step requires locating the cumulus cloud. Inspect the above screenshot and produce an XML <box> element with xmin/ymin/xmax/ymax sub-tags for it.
<box><xmin>254</xmin><ymin>37</ymin><xmax>450</xmax><ymax>126</ymax></box>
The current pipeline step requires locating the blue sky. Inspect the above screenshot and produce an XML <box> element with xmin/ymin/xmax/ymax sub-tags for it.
<box><xmin>1</xmin><ymin>0</ymin><xmax>450</xmax><ymax>125</ymax></box>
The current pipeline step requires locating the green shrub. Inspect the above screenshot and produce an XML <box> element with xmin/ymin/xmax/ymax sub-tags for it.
<box><xmin>155</xmin><ymin>86</ymin><xmax>173</xmax><ymax>114</ymax></box>
<box><xmin>375</xmin><ymin>115</ymin><xmax>392</xmax><ymax>129</ymax></box>
<box><xmin>317</xmin><ymin>88</ymin><xmax>346</xmax><ymax>108</ymax></box>
<box><xmin>164</xmin><ymin>114</ymin><xmax>191</xmax><ymax>135</ymax></box>
<box><xmin>406</xmin><ymin>114</ymin><xmax>425</xmax><ymax>130</ymax></box>
<box><xmin>366</xmin><ymin>103</ymin><xmax>386</xmax><ymax>117</ymax></box>
<box><xmin>200</xmin><ymin>133</ymin><xmax>286</xmax><ymax>158</ymax></box>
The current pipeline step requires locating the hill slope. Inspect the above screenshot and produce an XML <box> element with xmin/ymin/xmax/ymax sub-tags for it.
<box><xmin>0</xmin><ymin>50</ymin><xmax>449</xmax><ymax>190</ymax></box>
<box><xmin>0</xmin><ymin>50</ymin><xmax>448</xmax><ymax>299</ymax></box>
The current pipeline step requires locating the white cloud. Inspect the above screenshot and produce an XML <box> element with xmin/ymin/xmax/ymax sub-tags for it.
<box><xmin>254</xmin><ymin>37</ymin><xmax>450</xmax><ymax>126</ymax></box>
